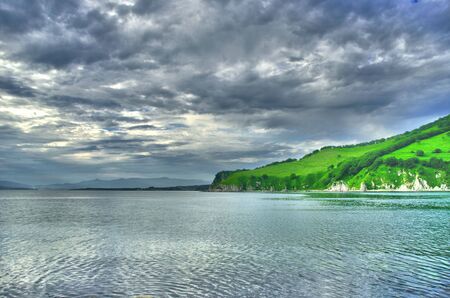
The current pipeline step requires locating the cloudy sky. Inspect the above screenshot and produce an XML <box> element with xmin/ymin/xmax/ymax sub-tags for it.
<box><xmin>0</xmin><ymin>0</ymin><xmax>449</xmax><ymax>185</ymax></box>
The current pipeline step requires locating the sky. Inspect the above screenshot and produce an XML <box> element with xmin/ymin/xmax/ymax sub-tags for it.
<box><xmin>0</xmin><ymin>0</ymin><xmax>449</xmax><ymax>185</ymax></box>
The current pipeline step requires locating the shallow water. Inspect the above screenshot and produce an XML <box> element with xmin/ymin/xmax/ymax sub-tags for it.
<box><xmin>0</xmin><ymin>190</ymin><xmax>449</xmax><ymax>297</ymax></box>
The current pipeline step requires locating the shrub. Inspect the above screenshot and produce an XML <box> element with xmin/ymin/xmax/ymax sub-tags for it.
<box><xmin>433</xmin><ymin>148</ymin><xmax>442</xmax><ymax>153</ymax></box>
<box><xmin>416</xmin><ymin>150</ymin><xmax>424</xmax><ymax>157</ymax></box>
<box><xmin>369</xmin><ymin>158</ymin><xmax>383</xmax><ymax>170</ymax></box>
<box><xmin>404</xmin><ymin>158</ymin><xmax>419</xmax><ymax>169</ymax></box>
<box><xmin>423</xmin><ymin>157</ymin><xmax>448</xmax><ymax>170</ymax></box>
<box><xmin>385</xmin><ymin>157</ymin><xmax>399</xmax><ymax>167</ymax></box>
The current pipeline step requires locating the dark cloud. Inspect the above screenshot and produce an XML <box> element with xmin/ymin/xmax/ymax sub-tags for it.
<box><xmin>43</xmin><ymin>95</ymin><xmax>122</xmax><ymax>109</ymax></box>
<box><xmin>0</xmin><ymin>124</ymin><xmax>21</xmax><ymax>137</ymax></box>
<box><xmin>20</xmin><ymin>37</ymin><xmax>109</xmax><ymax>68</ymax></box>
<box><xmin>0</xmin><ymin>76</ymin><xmax>36</xmax><ymax>97</ymax></box>
<box><xmin>0</xmin><ymin>1</ymin><xmax>44</xmax><ymax>34</ymax></box>
<box><xmin>165</xmin><ymin>123</ymin><xmax>189</xmax><ymax>130</ymax></box>
<box><xmin>128</xmin><ymin>124</ymin><xmax>159</xmax><ymax>130</ymax></box>
<box><xmin>0</xmin><ymin>0</ymin><xmax>449</xmax><ymax>184</ymax></box>
<box><xmin>132</xmin><ymin>0</ymin><xmax>167</xmax><ymax>15</ymax></box>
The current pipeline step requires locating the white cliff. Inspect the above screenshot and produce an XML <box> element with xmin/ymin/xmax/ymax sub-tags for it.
<box><xmin>328</xmin><ymin>181</ymin><xmax>349</xmax><ymax>192</ymax></box>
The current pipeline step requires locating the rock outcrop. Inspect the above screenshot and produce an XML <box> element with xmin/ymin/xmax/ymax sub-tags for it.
<box><xmin>328</xmin><ymin>181</ymin><xmax>349</xmax><ymax>192</ymax></box>
<box><xmin>360</xmin><ymin>183</ymin><xmax>367</xmax><ymax>192</ymax></box>
<box><xmin>396</xmin><ymin>176</ymin><xmax>448</xmax><ymax>191</ymax></box>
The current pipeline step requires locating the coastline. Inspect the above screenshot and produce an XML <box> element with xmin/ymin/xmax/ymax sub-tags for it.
<box><xmin>208</xmin><ymin>188</ymin><xmax>450</xmax><ymax>194</ymax></box>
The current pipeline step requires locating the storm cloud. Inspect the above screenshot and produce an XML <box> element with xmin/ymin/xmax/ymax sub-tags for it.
<box><xmin>0</xmin><ymin>0</ymin><xmax>449</xmax><ymax>184</ymax></box>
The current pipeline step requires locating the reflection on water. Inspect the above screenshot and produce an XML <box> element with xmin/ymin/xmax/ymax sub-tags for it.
<box><xmin>0</xmin><ymin>190</ymin><xmax>449</xmax><ymax>297</ymax></box>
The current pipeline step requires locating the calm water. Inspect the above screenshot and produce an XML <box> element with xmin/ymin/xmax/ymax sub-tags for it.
<box><xmin>0</xmin><ymin>191</ymin><xmax>449</xmax><ymax>297</ymax></box>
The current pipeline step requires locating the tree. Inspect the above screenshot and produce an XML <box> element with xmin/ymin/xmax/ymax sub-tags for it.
<box><xmin>416</xmin><ymin>150</ymin><xmax>424</xmax><ymax>157</ymax></box>
<box><xmin>433</xmin><ymin>148</ymin><xmax>442</xmax><ymax>153</ymax></box>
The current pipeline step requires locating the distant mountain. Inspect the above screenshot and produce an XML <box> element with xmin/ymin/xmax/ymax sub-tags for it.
<box><xmin>211</xmin><ymin>114</ymin><xmax>449</xmax><ymax>192</ymax></box>
<box><xmin>38</xmin><ymin>177</ymin><xmax>210</xmax><ymax>189</ymax></box>
<box><xmin>0</xmin><ymin>180</ymin><xmax>32</xmax><ymax>189</ymax></box>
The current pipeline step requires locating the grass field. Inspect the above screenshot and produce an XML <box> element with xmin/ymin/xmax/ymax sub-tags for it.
<box><xmin>384</xmin><ymin>132</ymin><xmax>450</xmax><ymax>161</ymax></box>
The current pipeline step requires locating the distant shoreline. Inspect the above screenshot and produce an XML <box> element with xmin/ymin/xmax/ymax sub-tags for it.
<box><xmin>2</xmin><ymin>188</ymin><xmax>449</xmax><ymax>194</ymax></box>
<box><xmin>0</xmin><ymin>185</ymin><xmax>211</xmax><ymax>191</ymax></box>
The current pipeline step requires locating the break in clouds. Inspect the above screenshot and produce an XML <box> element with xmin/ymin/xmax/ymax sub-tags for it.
<box><xmin>0</xmin><ymin>0</ymin><xmax>449</xmax><ymax>184</ymax></box>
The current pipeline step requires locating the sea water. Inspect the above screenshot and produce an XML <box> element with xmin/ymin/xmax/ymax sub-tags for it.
<box><xmin>0</xmin><ymin>190</ymin><xmax>449</xmax><ymax>297</ymax></box>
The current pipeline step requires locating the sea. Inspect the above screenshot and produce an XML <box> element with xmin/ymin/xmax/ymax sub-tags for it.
<box><xmin>0</xmin><ymin>190</ymin><xmax>449</xmax><ymax>297</ymax></box>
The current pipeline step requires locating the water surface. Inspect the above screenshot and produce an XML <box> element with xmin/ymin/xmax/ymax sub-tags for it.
<box><xmin>0</xmin><ymin>190</ymin><xmax>449</xmax><ymax>297</ymax></box>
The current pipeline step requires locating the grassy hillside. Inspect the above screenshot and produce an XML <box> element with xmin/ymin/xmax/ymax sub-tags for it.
<box><xmin>211</xmin><ymin>114</ymin><xmax>450</xmax><ymax>191</ymax></box>
<box><xmin>383</xmin><ymin>132</ymin><xmax>449</xmax><ymax>161</ymax></box>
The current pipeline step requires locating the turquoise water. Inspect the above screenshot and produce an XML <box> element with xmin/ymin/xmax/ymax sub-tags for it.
<box><xmin>0</xmin><ymin>190</ymin><xmax>449</xmax><ymax>297</ymax></box>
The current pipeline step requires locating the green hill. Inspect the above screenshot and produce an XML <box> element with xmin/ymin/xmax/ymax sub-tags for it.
<box><xmin>211</xmin><ymin>115</ymin><xmax>450</xmax><ymax>192</ymax></box>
